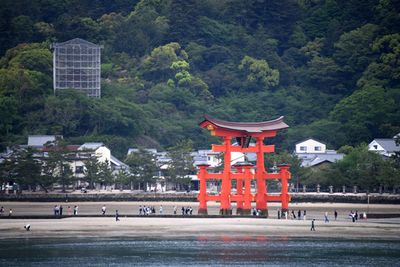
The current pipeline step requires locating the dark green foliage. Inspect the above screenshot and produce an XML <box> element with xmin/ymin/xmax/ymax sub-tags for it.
<box><xmin>125</xmin><ymin>148</ymin><xmax>158</xmax><ymax>191</ymax></box>
<box><xmin>325</xmin><ymin>145</ymin><xmax>400</xmax><ymax>191</ymax></box>
<box><xmin>166</xmin><ymin>139</ymin><xmax>196</xmax><ymax>190</ymax></box>
<box><xmin>0</xmin><ymin>0</ymin><xmax>399</xmax><ymax>159</ymax></box>
<box><xmin>0</xmin><ymin>147</ymin><xmax>43</xmax><ymax>191</ymax></box>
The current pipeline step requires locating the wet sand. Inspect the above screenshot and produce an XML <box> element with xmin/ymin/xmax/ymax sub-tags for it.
<box><xmin>1</xmin><ymin>217</ymin><xmax>400</xmax><ymax>240</ymax></box>
<box><xmin>0</xmin><ymin>202</ymin><xmax>399</xmax><ymax>240</ymax></box>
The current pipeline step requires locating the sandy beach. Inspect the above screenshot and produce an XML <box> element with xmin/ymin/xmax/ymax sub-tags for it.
<box><xmin>0</xmin><ymin>202</ymin><xmax>399</xmax><ymax>240</ymax></box>
<box><xmin>1</xmin><ymin>201</ymin><xmax>399</xmax><ymax>217</ymax></box>
<box><xmin>1</xmin><ymin>216</ymin><xmax>400</xmax><ymax>240</ymax></box>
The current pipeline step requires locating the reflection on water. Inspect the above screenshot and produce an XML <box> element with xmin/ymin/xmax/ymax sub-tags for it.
<box><xmin>0</xmin><ymin>236</ymin><xmax>399</xmax><ymax>266</ymax></box>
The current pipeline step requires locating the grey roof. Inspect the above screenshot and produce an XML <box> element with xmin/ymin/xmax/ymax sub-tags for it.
<box><xmin>374</xmin><ymin>139</ymin><xmax>400</xmax><ymax>153</ymax></box>
<box><xmin>51</xmin><ymin>38</ymin><xmax>102</xmax><ymax>48</ymax></box>
<box><xmin>28</xmin><ymin>135</ymin><xmax>61</xmax><ymax>147</ymax></box>
<box><xmin>110</xmin><ymin>155</ymin><xmax>129</xmax><ymax>169</ymax></box>
<box><xmin>297</xmin><ymin>152</ymin><xmax>344</xmax><ymax>167</ymax></box>
<box><xmin>78</xmin><ymin>142</ymin><xmax>104</xmax><ymax>151</ymax></box>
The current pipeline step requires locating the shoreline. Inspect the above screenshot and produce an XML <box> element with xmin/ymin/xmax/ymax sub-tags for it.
<box><xmin>0</xmin><ymin>202</ymin><xmax>399</xmax><ymax>241</ymax></box>
<box><xmin>1</xmin><ymin>192</ymin><xmax>400</xmax><ymax>204</ymax></box>
<box><xmin>1</xmin><ymin>217</ymin><xmax>400</xmax><ymax>241</ymax></box>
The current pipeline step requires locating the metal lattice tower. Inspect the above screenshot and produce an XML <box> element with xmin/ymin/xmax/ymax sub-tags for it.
<box><xmin>51</xmin><ymin>38</ymin><xmax>103</xmax><ymax>98</ymax></box>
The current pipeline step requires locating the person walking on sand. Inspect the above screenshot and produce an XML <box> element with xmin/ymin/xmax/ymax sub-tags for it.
<box><xmin>303</xmin><ymin>210</ymin><xmax>306</xmax><ymax>220</ymax></box>
<box><xmin>277</xmin><ymin>209</ymin><xmax>281</xmax><ymax>219</ymax></box>
<box><xmin>159</xmin><ymin>205</ymin><xmax>163</xmax><ymax>214</ymax></box>
<box><xmin>9</xmin><ymin>208</ymin><xmax>12</xmax><ymax>217</ymax></box>
<box><xmin>102</xmin><ymin>205</ymin><xmax>106</xmax><ymax>215</ymax></box>
<box><xmin>310</xmin><ymin>219</ymin><xmax>316</xmax><ymax>231</ymax></box>
<box><xmin>324</xmin><ymin>211</ymin><xmax>329</xmax><ymax>223</ymax></box>
<box><xmin>334</xmin><ymin>210</ymin><xmax>338</xmax><ymax>220</ymax></box>
<box><xmin>60</xmin><ymin>205</ymin><xmax>63</xmax><ymax>216</ymax></box>
<box><xmin>0</xmin><ymin>206</ymin><xmax>4</xmax><ymax>216</ymax></box>
<box><xmin>73</xmin><ymin>205</ymin><xmax>78</xmax><ymax>216</ymax></box>
<box><xmin>115</xmin><ymin>210</ymin><xmax>120</xmax><ymax>221</ymax></box>
<box><xmin>351</xmin><ymin>211</ymin><xmax>356</xmax><ymax>222</ymax></box>
<box><xmin>298</xmin><ymin>210</ymin><xmax>301</xmax><ymax>220</ymax></box>
<box><xmin>173</xmin><ymin>206</ymin><xmax>177</xmax><ymax>215</ymax></box>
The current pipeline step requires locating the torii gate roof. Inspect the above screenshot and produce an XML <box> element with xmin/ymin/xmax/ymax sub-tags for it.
<box><xmin>199</xmin><ymin>115</ymin><xmax>289</xmax><ymax>134</ymax></box>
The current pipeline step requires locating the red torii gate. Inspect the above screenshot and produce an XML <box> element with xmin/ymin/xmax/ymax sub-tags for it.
<box><xmin>197</xmin><ymin>115</ymin><xmax>291</xmax><ymax>217</ymax></box>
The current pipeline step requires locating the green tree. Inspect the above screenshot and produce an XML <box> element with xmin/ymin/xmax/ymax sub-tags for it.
<box><xmin>357</xmin><ymin>33</ymin><xmax>400</xmax><ymax>88</ymax></box>
<box><xmin>45</xmin><ymin>141</ymin><xmax>74</xmax><ymax>193</ymax></box>
<box><xmin>142</xmin><ymin>42</ymin><xmax>186</xmax><ymax>81</ymax></box>
<box><xmin>330</xmin><ymin>85</ymin><xmax>396</xmax><ymax>144</ymax></box>
<box><xmin>166</xmin><ymin>140</ymin><xmax>196</xmax><ymax>191</ymax></box>
<box><xmin>305</xmin><ymin>56</ymin><xmax>343</xmax><ymax>93</ymax></box>
<box><xmin>0</xmin><ymin>96</ymin><xmax>19</xmax><ymax>138</ymax></box>
<box><xmin>97</xmin><ymin>160</ymin><xmax>113</xmax><ymax>188</ymax></box>
<box><xmin>83</xmin><ymin>156</ymin><xmax>101</xmax><ymax>190</ymax></box>
<box><xmin>113</xmin><ymin>168</ymin><xmax>131</xmax><ymax>191</ymax></box>
<box><xmin>333</xmin><ymin>24</ymin><xmax>379</xmax><ymax>75</ymax></box>
<box><xmin>125</xmin><ymin>149</ymin><xmax>158</xmax><ymax>191</ymax></box>
<box><xmin>325</xmin><ymin>145</ymin><xmax>395</xmax><ymax>192</ymax></box>
<box><xmin>1</xmin><ymin>147</ymin><xmax>43</xmax><ymax>192</ymax></box>
<box><xmin>239</xmin><ymin>56</ymin><xmax>279</xmax><ymax>90</ymax></box>
<box><xmin>265</xmin><ymin>151</ymin><xmax>309</xmax><ymax>192</ymax></box>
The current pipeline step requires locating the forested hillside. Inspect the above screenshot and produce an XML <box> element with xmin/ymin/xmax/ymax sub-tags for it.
<box><xmin>0</xmin><ymin>0</ymin><xmax>399</xmax><ymax>158</ymax></box>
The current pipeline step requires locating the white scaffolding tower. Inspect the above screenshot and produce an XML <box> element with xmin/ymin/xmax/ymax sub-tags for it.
<box><xmin>51</xmin><ymin>38</ymin><xmax>103</xmax><ymax>98</ymax></box>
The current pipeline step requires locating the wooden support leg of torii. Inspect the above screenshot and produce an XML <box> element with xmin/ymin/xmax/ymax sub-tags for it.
<box><xmin>197</xmin><ymin>164</ymin><xmax>209</xmax><ymax>215</ymax></box>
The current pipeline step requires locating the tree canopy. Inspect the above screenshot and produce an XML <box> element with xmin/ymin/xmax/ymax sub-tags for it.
<box><xmin>0</xmin><ymin>0</ymin><xmax>399</xmax><ymax>158</ymax></box>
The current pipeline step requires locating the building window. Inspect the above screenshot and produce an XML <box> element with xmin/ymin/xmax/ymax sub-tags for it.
<box><xmin>315</xmin><ymin>146</ymin><xmax>321</xmax><ymax>151</ymax></box>
<box><xmin>300</xmin><ymin>146</ymin><xmax>307</xmax><ymax>151</ymax></box>
<box><xmin>373</xmin><ymin>145</ymin><xmax>378</xmax><ymax>149</ymax></box>
<box><xmin>75</xmin><ymin>166</ymin><xmax>84</xmax><ymax>174</ymax></box>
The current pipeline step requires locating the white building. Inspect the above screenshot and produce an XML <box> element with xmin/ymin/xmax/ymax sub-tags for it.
<box><xmin>294</xmin><ymin>139</ymin><xmax>344</xmax><ymax>167</ymax></box>
<box><xmin>295</xmin><ymin>138</ymin><xmax>326</xmax><ymax>154</ymax></box>
<box><xmin>192</xmin><ymin>149</ymin><xmax>245</xmax><ymax>168</ymax></box>
<box><xmin>368</xmin><ymin>137</ymin><xmax>400</xmax><ymax>157</ymax></box>
<box><xmin>24</xmin><ymin>137</ymin><xmax>128</xmax><ymax>189</ymax></box>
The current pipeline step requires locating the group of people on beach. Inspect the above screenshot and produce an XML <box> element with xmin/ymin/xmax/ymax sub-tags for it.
<box><xmin>309</xmin><ymin>209</ymin><xmax>368</xmax><ymax>231</ymax></box>
<box><xmin>53</xmin><ymin>205</ymin><xmax>79</xmax><ymax>216</ymax></box>
<box><xmin>0</xmin><ymin>206</ymin><xmax>12</xmax><ymax>216</ymax></box>
<box><xmin>349</xmin><ymin>210</ymin><xmax>366</xmax><ymax>222</ymax></box>
<box><xmin>277</xmin><ymin>209</ymin><xmax>308</xmax><ymax>220</ymax></box>
<box><xmin>138</xmin><ymin>205</ymin><xmax>193</xmax><ymax>215</ymax></box>
<box><xmin>323</xmin><ymin>210</ymin><xmax>339</xmax><ymax>222</ymax></box>
<box><xmin>5</xmin><ymin>204</ymin><xmax>368</xmax><ymax>222</ymax></box>
<box><xmin>181</xmin><ymin>206</ymin><xmax>193</xmax><ymax>215</ymax></box>
<box><xmin>139</xmin><ymin>205</ymin><xmax>157</xmax><ymax>215</ymax></box>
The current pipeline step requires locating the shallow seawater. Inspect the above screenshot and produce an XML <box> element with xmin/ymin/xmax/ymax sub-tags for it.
<box><xmin>0</xmin><ymin>236</ymin><xmax>399</xmax><ymax>266</ymax></box>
